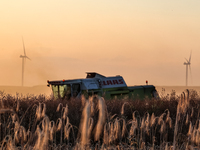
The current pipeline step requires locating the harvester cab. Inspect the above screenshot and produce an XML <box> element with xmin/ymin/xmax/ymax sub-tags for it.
<box><xmin>47</xmin><ymin>72</ymin><xmax>159</xmax><ymax>100</ymax></box>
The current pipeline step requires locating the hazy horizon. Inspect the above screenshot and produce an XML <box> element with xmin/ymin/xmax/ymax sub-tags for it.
<box><xmin>1</xmin><ymin>0</ymin><xmax>200</xmax><ymax>87</ymax></box>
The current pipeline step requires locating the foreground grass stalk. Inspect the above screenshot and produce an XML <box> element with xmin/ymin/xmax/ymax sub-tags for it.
<box><xmin>95</xmin><ymin>97</ymin><xmax>106</xmax><ymax>142</ymax></box>
<box><xmin>81</xmin><ymin>100</ymin><xmax>91</xmax><ymax>147</ymax></box>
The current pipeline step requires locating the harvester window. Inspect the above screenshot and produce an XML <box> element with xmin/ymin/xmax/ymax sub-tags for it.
<box><xmin>72</xmin><ymin>84</ymin><xmax>80</xmax><ymax>97</ymax></box>
<box><xmin>52</xmin><ymin>85</ymin><xmax>59</xmax><ymax>99</ymax></box>
<box><xmin>52</xmin><ymin>84</ymin><xmax>71</xmax><ymax>99</ymax></box>
<box><xmin>59</xmin><ymin>85</ymin><xmax>67</xmax><ymax>98</ymax></box>
<box><xmin>60</xmin><ymin>84</ymin><xmax>71</xmax><ymax>99</ymax></box>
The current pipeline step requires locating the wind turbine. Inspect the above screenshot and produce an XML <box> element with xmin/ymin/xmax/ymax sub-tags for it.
<box><xmin>183</xmin><ymin>51</ymin><xmax>192</xmax><ymax>86</ymax></box>
<box><xmin>20</xmin><ymin>37</ymin><xmax>31</xmax><ymax>86</ymax></box>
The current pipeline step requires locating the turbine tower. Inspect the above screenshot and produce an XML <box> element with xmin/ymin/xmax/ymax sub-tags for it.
<box><xmin>183</xmin><ymin>52</ymin><xmax>192</xmax><ymax>86</ymax></box>
<box><xmin>20</xmin><ymin>37</ymin><xmax>31</xmax><ymax>86</ymax></box>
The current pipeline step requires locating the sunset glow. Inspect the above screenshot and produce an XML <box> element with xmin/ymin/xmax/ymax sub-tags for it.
<box><xmin>1</xmin><ymin>0</ymin><xmax>200</xmax><ymax>86</ymax></box>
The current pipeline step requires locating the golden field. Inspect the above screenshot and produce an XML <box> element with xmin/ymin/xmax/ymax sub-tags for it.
<box><xmin>0</xmin><ymin>87</ymin><xmax>200</xmax><ymax>149</ymax></box>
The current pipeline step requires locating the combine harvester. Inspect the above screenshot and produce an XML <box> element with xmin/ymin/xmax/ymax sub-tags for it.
<box><xmin>47</xmin><ymin>72</ymin><xmax>159</xmax><ymax>100</ymax></box>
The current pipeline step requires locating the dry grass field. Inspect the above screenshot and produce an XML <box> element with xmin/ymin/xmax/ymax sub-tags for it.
<box><xmin>0</xmin><ymin>88</ymin><xmax>200</xmax><ymax>149</ymax></box>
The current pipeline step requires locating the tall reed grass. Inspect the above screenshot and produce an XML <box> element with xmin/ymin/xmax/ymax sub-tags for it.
<box><xmin>0</xmin><ymin>89</ymin><xmax>200</xmax><ymax>149</ymax></box>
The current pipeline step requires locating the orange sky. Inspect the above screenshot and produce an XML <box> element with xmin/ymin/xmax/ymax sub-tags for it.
<box><xmin>0</xmin><ymin>0</ymin><xmax>200</xmax><ymax>86</ymax></box>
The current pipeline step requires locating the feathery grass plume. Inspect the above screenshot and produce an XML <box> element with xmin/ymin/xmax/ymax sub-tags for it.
<box><xmin>140</xmin><ymin>117</ymin><xmax>146</xmax><ymax>147</ymax></box>
<box><xmin>80</xmin><ymin>100</ymin><xmax>91</xmax><ymax>146</ymax></box>
<box><xmin>56</xmin><ymin>103</ymin><xmax>63</xmax><ymax>112</ymax></box>
<box><xmin>7</xmin><ymin>138</ymin><xmax>17</xmax><ymax>150</ymax></box>
<box><xmin>186</xmin><ymin>113</ymin><xmax>189</xmax><ymax>125</ymax></box>
<box><xmin>195</xmin><ymin>130</ymin><xmax>200</xmax><ymax>145</ymax></box>
<box><xmin>145</xmin><ymin>112</ymin><xmax>150</xmax><ymax>123</ymax></box>
<box><xmin>158</xmin><ymin>113</ymin><xmax>165</xmax><ymax>125</ymax></box>
<box><xmin>191</xmin><ymin>129</ymin><xmax>197</xmax><ymax>144</ymax></box>
<box><xmin>89</xmin><ymin>96</ymin><xmax>94</xmax><ymax>116</ymax></box>
<box><xmin>132</xmin><ymin>111</ymin><xmax>137</xmax><ymax>122</ymax></box>
<box><xmin>81</xmin><ymin>95</ymin><xmax>86</xmax><ymax>108</ymax></box>
<box><xmin>49</xmin><ymin>121</ymin><xmax>55</xmax><ymax>142</ymax></box>
<box><xmin>2</xmin><ymin>135</ymin><xmax>16</xmax><ymax>150</ymax></box>
<box><xmin>145</xmin><ymin>121</ymin><xmax>150</xmax><ymax>136</ymax></box>
<box><xmin>94</xmin><ymin>97</ymin><xmax>106</xmax><ymax>141</ymax></box>
<box><xmin>20</xmin><ymin>126</ymin><xmax>27</xmax><ymax>143</ymax></box>
<box><xmin>65</xmin><ymin>116</ymin><xmax>69</xmax><ymax>126</ymax></box>
<box><xmin>14</xmin><ymin>130</ymin><xmax>20</xmax><ymax>145</ymax></box>
<box><xmin>41</xmin><ymin>116</ymin><xmax>50</xmax><ymax>149</ymax></box>
<box><xmin>16</xmin><ymin>100</ymin><xmax>19</xmax><ymax>112</ymax></box>
<box><xmin>14</xmin><ymin>120</ymin><xmax>20</xmax><ymax>130</ymax></box>
<box><xmin>144</xmin><ymin>113</ymin><xmax>150</xmax><ymax>135</ymax></box>
<box><xmin>129</xmin><ymin>121</ymin><xmax>137</xmax><ymax>137</ymax></box>
<box><xmin>62</xmin><ymin>105</ymin><xmax>68</xmax><ymax>120</ymax></box>
<box><xmin>103</xmin><ymin>123</ymin><xmax>109</xmax><ymax>145</ymax></box>
<box><xmin>184</xmin><ymin>90</ymin><xmax>190</xmax><ymax>113</ymax></box>
<box><xmin>188</xmin><ymin>121</ymin><xmax>193</xmax><ymax>137</ymax></box>
<box><xmin>114</xmin><ymin>118</ymin><xmax>121</xmax><ymax>141</ymax></box>
<box><xmin>14</xmin><ymin>121</ymin><xmax>20</xmax><ymax>144</ymax></box>
<box><xmin>121</xmin><ymin>118</ymin><xmax>126</xmax><ymax>138</ymax></box>
<box><xmin>165</xmin><ymin>143</ymin><xmax>168</xmax><ymax>150</ymax></box>
<box><xmin>150</xmin><ymin>113</ymin><xmax>155</xmax><ymax>127</ymax></box>
<box><xmin>110</xmin><ymin>114</ymin><xmax>117</xmax><ymax>121</ymax></box>
<box><xmin>140</xmin><ymin>118</ymin><xmax>145</xmax><ymax>130</ymax></box>
<box><xmin>140</xmin><ymin>141</ymin><xmax>146</xmax><ymax>149</ymax></box>
<box><xmin>109</xmin><ymin>122</ymin><xmax>114</xmax><ymax>144</ymax></box>
<box><xmin>34</xmin><ymin>125</ymin><xmax>43</xmax><ymax>150</ymax></box>
<box><xmin>166</xmin><ymin>117</ymin><xmax>172</xmax><ymax>129</ymax></box>
<box><xmin>11</xmin><ymin>113</ymin><xmax>17</xmax><ymax>123</ymax></box>
<box><xmin>56</xmin><ymin>118</ymin><xmax>62</xmax><ymax>131</ymax></box>
<box><xmin>121</xmin><ymin>102</ymin><xmax>128</xmax><ymax>116</ymax></box>
<box><xmin>88</xmin><ymin>117</ymin><xmax>93</xmax><ymax>139</ymax></box>
<box><xmin>64</xmin><ymin>123</ymin><xmax>72</xmax><ymax>141</ymax></box>
<box><xmin>36</xmin><ymin>103</ymin><xmax>42</xmax><ymax>120</ymax></box>
<box><xmin>173</xmin><ymin>91</ymin><xmax>190</xmax><ymax>150</ymax></box>
<box><xmin>132</xmin><ymin>111</ymin><xmax>140</xmax><ymax>127</ymax></box>
<box><xmin>164</xmin><ymin>109</ymin><xmax>170</xmax><ymax>121</ymax></box>
<box><xmin>41</xmin><ymin>103</ymin><xmax>46</xmax><ymax>118</ymax></box>
<box><xmin>178</xmin><ymin>93</ymin><xmax>184</xmax><ymax>114</ymax></box>
<box><xmin>26</xmin><ymin>129</ymin><xmax>31</xmax><ymax>143</ymax></box>
<box><xmin>159</xmin><ymin>120</ymin><xmax>165</xmax><ymax>134</ymax></box>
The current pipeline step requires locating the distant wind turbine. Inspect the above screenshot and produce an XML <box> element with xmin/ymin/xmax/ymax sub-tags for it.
<box><xmin>20</xmin><ymin>37</ymin><xmax>31</xmax><ymax>86</ymax></box>
<box><xmin>183</xmin><ymin>51</ymin><xmax>192</xmax><ymax>86</ymax></box>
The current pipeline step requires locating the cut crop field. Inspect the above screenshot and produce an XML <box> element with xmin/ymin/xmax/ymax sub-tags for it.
<box><xmin>0</xmin><ymin>89</ymin><xmax>200</xmax><ymax>149</ymax></box>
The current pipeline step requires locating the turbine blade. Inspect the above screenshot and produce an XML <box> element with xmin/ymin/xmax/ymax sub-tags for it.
<box><xmin>185</xmin><ymin>58</ymin><xmax>189</xmax><ymax>63</ymax></box>
<box><xmin>189</xmin><ymin>51</ymin><xmax>192</xmax><ymax>63</ymax></box>
<box><xmin>25</xmin><ymin>56</ymin><xmax>31</xmax><ymax>60</ymax></box>
<box><xmin>22</xmin><ymin>37</ymin><xmax>26</xmax><ymax>56</ymax></box>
